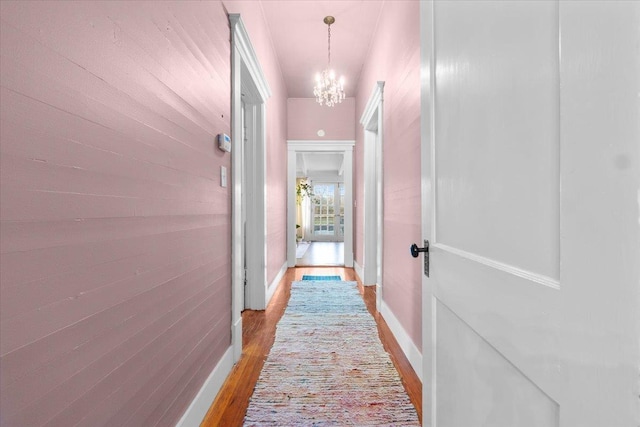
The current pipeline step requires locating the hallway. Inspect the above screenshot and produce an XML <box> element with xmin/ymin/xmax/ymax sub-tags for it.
<box><xmin>201</xmin><ymin>267</ymin><xmax>421</xmax><ymax>426</ymax></box>
<box><xmin>0</xmin><ymin>1</ymin><xmax>638</xmax><ymax>425</ymax></box>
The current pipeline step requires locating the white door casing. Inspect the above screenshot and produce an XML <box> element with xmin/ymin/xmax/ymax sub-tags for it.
<box><xmin>230</xmin><ymin>14</ymin><xmax>271</xmax><ymax>362</ymax></box>
<box><xmin>287</xmin><ymin>141</ymin><xmax>354</xmax><ymax>268</ymax></box>
<box><xmin>360</xmin><ymin>82</ymin><xmax>384</xmax><ymax>311</ymax></box>
<box><xmin>420</xmin><ymin>1</ymin><xmax>639</xmax><ymax>426</ymax></box>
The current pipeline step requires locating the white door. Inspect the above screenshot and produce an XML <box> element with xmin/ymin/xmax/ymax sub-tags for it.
<box><xmin>420</xmin><ymin>2</ymin><xmax>639</xmax><ymax>426</ymax></box>
<box><xmin>310</xmin><ymin>182</ymin><xmax>344</xmax><ymax>242</ymax></box>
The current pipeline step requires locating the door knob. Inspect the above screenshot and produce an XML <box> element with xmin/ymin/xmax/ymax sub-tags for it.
<box><xmin>410</xmin><ymin>241</ymin><xmax>428</xmax><ymax>258</ymax></box>
<box><xmin>410</xmin><ymin>240</ymin><xmax>430</xmax><ymax>277</ymax></box>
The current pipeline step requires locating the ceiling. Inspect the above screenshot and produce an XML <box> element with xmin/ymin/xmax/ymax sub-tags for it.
<box><xmin>297</xmin><ymin>152</ymin><xmax>344</xmax><ymax>177</ymax></box>
<box><xmin>224</xmin><ymin>2</ymin><xmax>383</xmax><ymax>176</ymax></box>
<box><xmin>258</xmin><ymin>1</ymin><xmax>384</xmax><ymax>98</ymax></box>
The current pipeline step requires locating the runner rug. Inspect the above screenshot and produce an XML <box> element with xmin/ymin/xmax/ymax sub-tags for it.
<box><xmin>243</xmin><ymin>280</ymin><xmax>420</xmax><ymax>426</ymax></box>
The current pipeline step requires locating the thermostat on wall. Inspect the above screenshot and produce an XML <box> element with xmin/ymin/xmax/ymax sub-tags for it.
<box><xmin>217</xmin><ymin>134</ymin><xmax>231</xmax><ymax>152</ymax></box>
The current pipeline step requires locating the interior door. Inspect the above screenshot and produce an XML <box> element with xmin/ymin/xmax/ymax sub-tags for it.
<box><xmin>311</xmin><ymin>182</ymin><xmax>344</xmax><ymax>242</ymax></box>
<box><xmin>420</xmin><ymin>1</ymin><xmax>639</xmax><ymax>426</ymax></box>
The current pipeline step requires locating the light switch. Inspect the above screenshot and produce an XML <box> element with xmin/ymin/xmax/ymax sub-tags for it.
<box><xmin>220</xmin><ymin>166</ymin><xmax>227</xmax><ymax>187</ymax></box>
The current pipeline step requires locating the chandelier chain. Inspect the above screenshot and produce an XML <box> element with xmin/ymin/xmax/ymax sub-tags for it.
<box><xmin>327</xmin><ymin>24</ymin><xmax>331</xmax><ymax>66</ymax></box>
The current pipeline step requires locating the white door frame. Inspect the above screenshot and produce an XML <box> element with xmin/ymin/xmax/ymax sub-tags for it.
<box><xmin>230</xmin><ymin>14</ymin><xmax>271</xmax><ymax>362</ymax></box>
<box><xmin>360</xmin><ymin>82</ymin><xmax>384</xmax><ymax>311</ymax></box>
<box><xmin>287</xmin><ymin>141</ymin><xmax>354</xmax><ymax>268</ymax></box>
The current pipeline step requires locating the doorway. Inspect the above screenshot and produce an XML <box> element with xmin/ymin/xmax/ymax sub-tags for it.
<box><xmin>287</xmin><ymin>141</ymin><xmax>354</xmax><ymax>268</ymax></box>
<box><xmin>360</xmin><ymin>82</ymin><xmax>384</xmax><ymax>311</ymax></box>
<box><xmin>230</xmin><ymin>14</ymin><xmax>271</xmax><ymax>362</ymax></box>
<box><xmin>295</xmin><ymin>175</ymin><xmax>345</xmax><ymax>266</ymax></box>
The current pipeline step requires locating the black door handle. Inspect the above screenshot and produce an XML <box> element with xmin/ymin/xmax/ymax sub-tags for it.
<box><xmin>410</xmin><ymin>241</ymin><xmax>428</xmax><ymax>258</ymax></box>
<box><xmin>410</xmin><ymin>240</ymin><xmax>430</xmax><ymax>277</ymax></box>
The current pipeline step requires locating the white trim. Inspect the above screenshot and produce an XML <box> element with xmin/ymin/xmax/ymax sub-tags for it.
<box><xmin>228</xmin><ymin>15</ymin><xmax>271</xmax><ymax>101</ymax></box>
<box><xmin>420</xmin><ymin>2</ymin><xmax>436</xmax><ymax>425</ymax></box>
<box><xmin>354</xmin><ymin>260</ymin><xmax>364</xmax><ymax>282</ymax></box>
<box><xmin>381</xmin><ymin>301</ymin><xmax>423</xmax><ymax>382</ymax></box>
<box><xmin>360</xmin><ymin>82</ymin><xmax>385</xmax><ymax>126</ymax></box>
<box><xmin>420</xmin><ymin>0</ymin><xmax>437</xmax><ymax>427</ymax></box>
<box><xmin>360</xmin><ymin>83</ymin><xmax>385</xmax><ymax>315</ymax></box>
<box><xmin>287</xmin><ymin>140</ymin><xmax>355</xmax><ymax>268</ymax></box>
<box><xmin>288</xmin><ymin>140</ymin><xmax>356</xmax><ymax>151</ymax></box>
<box><xmin>230</xmin><ymin>14</ymin><xmax>271</xmax><ymax>365</ymax></box>
<box><xmin>266</xmin><ymin>261</ymin><xmax>288</xmax><ymax>306</ymax></box>
<box><xmin>435</xmin><ymin>243</ymin><xmax>561</xmax><ymax>290</ymax></box>
<box><xmin>242</xmin><ymin>102</ymin><xmax>268</xmax><ymax>310</ymax></box>
<box><xmin>230</xmin><ymin>16</ymin><xmax>244</xmax><ymax>365</ymax></box>
<box><xmin>287</xmin><ymin>149</ymin><xmax>298</xmax><ymax>267</ymax></box>
<box><xmin>232</xmin><ymin>317</ymin><xmax>242</xmax><ymax>363</ymax></box>
<box><xmin>175</xmin><ymin>347</ymin><xmax>233</xmax><ymax>427</ymax></box>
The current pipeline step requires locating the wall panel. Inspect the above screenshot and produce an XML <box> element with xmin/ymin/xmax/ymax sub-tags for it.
<box><xmin>0</xmin><ymin>2</ymin><xmax>232</xmax><ymax>425</ymax></box>
<box><xmin>355</xmin><ymin>1</ymin><xmax>422</xmax><ymax>348</ymax></box>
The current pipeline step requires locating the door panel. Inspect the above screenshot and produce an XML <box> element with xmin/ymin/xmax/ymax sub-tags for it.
<box><xmin>435</xmin><ymin>0</ymin><xmax>559</xmax><ymax>281</ymax></box>
<box><xmin>436</xmin><ymin>301</ymin><xmax>558</xmax><ymax>427</ymax></box>
<box><xmin>434</xmin><ymin>249</ymin><xmax>559</xmax><ymax>400</ymax></box>
<box><xmin>432</xmin><ymin>3</ymin><xmax>561</xmax><ymax>422</ymax></box>
<box><xmin>422</xmin><ymin>1</ymin><xmax>639</xmax><ymax>426</ymax></box>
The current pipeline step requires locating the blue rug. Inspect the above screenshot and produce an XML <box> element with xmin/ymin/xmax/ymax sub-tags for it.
<box><xmin>301</xmin><ymin>275</ymin><xmax>341</xmax><ymax>281</ymax></box>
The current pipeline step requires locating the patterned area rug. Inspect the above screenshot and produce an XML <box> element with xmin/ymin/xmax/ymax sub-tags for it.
<box><xmin>301</xmin><ymin>275</ymin><xmax>342</xmax><ymax>281</ymax></box>
<box><xmin>243</xmin><ymin>280</ymin><xmax>420</xmax><ymax>426</ymax></box>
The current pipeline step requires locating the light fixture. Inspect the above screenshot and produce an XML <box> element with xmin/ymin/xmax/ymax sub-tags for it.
<box><xmin>313</xmin><ymin>16</ymin><xmax>345</xmax><ymax>107</ymax></box>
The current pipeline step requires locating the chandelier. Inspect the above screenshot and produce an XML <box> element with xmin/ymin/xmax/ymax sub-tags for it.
<box><xmin>313</xmin><ymin>16</ymin><xmax>345</xmax><ymax>107</ymax></box>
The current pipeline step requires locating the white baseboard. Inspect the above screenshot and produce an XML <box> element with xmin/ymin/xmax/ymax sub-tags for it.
<box><xmin>353</xmin><ymin>260</ymin><xmax>364</xmax><ymax>282</ymax></box>
<box><xmin>176</xmin><ymin>346</ymin><xmax>233</xmax><ymax>427</ymax></box>
<box><xmin>381</xmin><ymin>301</ymin><xmax>423</xmax><ymax>382</ymax></box>
<box><xmin>232</xmin><ymin>317</ymin><xmax>242</xmax><ymax>363</ymax></box>
<box><xmin>266</xmin><ymin>261</ymin><xmax>288</xmax><ymax>306</ymax></box>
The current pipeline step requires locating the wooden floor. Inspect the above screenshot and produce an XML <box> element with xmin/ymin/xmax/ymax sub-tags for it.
<box><xmin>200</xmin><ymin>267</ymin><xmax>422</xmax><ymax>426</ymax></box>
<box><xmin>296</xmin><ymin>241</ymin><xmax>345</xmax><ymax>266</ymax></box>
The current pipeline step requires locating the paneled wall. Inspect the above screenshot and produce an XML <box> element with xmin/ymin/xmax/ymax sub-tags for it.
<box><xmin>355</xmin><ymin>1</ymin><xmax>422</xmax><ymax>348</ymax></box>
<box><xmin>0</xmin><ymin>2</ymin><xmax>232</xmax><ymax>425</ymax></box>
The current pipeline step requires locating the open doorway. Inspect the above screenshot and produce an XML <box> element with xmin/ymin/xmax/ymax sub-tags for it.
<box><xmin>360</xmin><ymin>82</ymin><xmax>384</xmax><ymax>311</ymax></box>
<box><xmin>296</xmin><ymin>167</ymin><xmax>346</xmax><ymax>266</ymax></box>
<box><xmin>287</xmin><ymin>141</ymin><xmax>354</xmax><ymax>268</ymax></box>
<box><xmin>230</xmin><ymin>14</ymin><xmax>271</xmax><ymax>362</ymax></box>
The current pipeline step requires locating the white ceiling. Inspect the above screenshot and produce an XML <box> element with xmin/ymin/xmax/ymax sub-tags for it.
<box><xmin>258</xmin><ymin>1</ymin><xmax>384</xmax><ymax>98</ymax></box>
<box><xmin>297</xmin><ymin>152</ymin><xmax>344</xmax><ymax>176</ymax></box>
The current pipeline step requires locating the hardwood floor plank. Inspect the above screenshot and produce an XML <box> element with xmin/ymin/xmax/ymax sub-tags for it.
<box><xmin>200</xmin><ymin>267</ymin><xmax>422</xmax><ymax>426</ymax></box>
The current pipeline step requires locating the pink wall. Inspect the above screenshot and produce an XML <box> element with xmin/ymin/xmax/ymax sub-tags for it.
<box><xmin>288</xmin><ymin>98</ymin><xmax>355</xmax><ymax>140</ymax></box>
<box><xmin>223</xmin><ymin>1</ymin><xmax>289</xmax><ymax>286</ymax></box>
<box><xmin>354</xmin><ymin>1</ymin><xmax>422</xmax><ymax>348</ymax></box>
<box><xmin>0</xmin><ymin>2</ymin><xmax>232</xmax><ymax>425</ymax></box>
